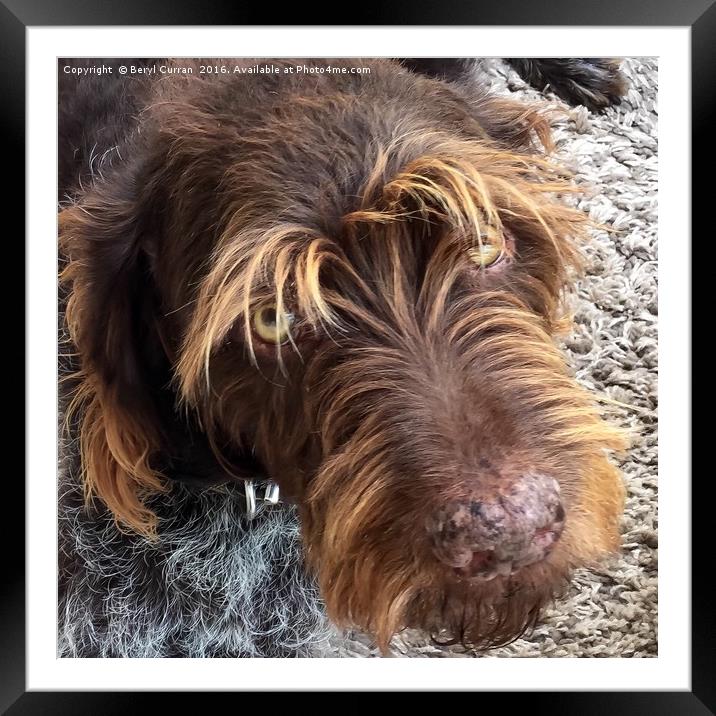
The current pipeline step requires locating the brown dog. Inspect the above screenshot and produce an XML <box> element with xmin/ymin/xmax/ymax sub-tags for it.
<box><xmin>59</xmin><ymin>58</ymin><xmax>626</xmax><ymax>653</ymax></box>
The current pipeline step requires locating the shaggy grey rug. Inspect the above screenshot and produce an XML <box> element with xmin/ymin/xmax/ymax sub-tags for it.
<box><xmin>332</xmin><ymin>57</ymin><xmax>659</xmax><ymax>658</ymax></box>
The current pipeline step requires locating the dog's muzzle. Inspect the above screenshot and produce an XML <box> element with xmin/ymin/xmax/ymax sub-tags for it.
<box><xmin>427</xmin><ymin>473</ymin><xmax>565</xmax><ymax>580</ymax></box>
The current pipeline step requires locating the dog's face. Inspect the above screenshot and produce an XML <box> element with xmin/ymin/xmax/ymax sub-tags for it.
<box><xmin>61</xmin><ymin>60</ymin><xmax>625</xmax><ymax>651</ymax></box>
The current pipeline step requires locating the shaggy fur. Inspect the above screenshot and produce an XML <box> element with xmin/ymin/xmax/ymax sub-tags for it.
<box><xmin>59</xmin><ymin>452</ymin><xmax>330</xmax><ymax>657</ymax></box>
<box><xmin>59</xmin><ymin>58</ymin><xmax>627</xmax><ymax>656</ymax></box>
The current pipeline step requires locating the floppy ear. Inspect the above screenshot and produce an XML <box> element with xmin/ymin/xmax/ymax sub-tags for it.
<box><xmin>60</xmin><ymin>167</ymin><xmax>178</xmax><ymax>538</ymax></box>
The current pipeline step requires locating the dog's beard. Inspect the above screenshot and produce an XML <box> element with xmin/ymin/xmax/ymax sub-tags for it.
<box><xmin>302</xmin><ymin>457</ymin><xmax>621</xmax><ymax>652</ymax></box>
<box><xmin>294</xmin><ymin>300</ymin><xmax>624</xmax><ymax>652</ymax></box>
<box><xmin>301</xmin><ymin>419</ymin><xmax>622</xmax><ymax>652</ymax></box>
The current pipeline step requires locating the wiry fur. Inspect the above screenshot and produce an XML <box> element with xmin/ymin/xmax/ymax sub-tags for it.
<box><xmin>59</xmin><ymin>58</ymin><xmax>627</xmax><ymax>656</ymax></box>
<box><xmin>58</xmin><ymin>445</ymin><xmax>331</xmax><ymax>657</ymax></box>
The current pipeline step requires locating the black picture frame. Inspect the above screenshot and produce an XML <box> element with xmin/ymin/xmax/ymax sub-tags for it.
<box><xmin>9</xmin><ymin>0</ymin><xmax>706</xmax><ymax>711</ymax></box>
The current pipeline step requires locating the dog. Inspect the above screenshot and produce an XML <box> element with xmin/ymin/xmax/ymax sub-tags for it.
<box><xmin>58</xmin><ymin>58</ymin><xmax>627</xmax><ymax>657</ymax></box>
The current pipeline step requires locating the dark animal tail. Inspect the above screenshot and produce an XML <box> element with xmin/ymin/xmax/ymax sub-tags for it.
<box><xmin>398</xmin><ymin>58</ymin><xmax>627</xmax><ymax>112</ymax></box>
<box><xmin>506</xmin><ymin>58</ymin><xmax>627</xmax><ymax>111</ymax></box>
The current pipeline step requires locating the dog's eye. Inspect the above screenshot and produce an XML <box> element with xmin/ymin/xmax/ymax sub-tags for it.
<box><xmin>468</xmin><ymin>241</ymin><xmax>502</xmax><ymax>268</ymax></box>
<box><xmin>252</xmin><ymin>303</ymin><xmax>295</xmax><ymax>344</ymax></box>
<box><xmin>468</xmin><ymin>225</ymin><xmax>504</xmax><ymax>269</ymax></box>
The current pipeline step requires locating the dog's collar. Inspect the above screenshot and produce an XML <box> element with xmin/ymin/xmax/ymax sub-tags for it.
<box><xmin>242</xmin><ymin>479</ymin><xmax>281</xmax><ymax>520</ymax></box>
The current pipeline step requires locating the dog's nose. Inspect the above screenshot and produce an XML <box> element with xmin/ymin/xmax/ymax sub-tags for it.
<box><xmin>428</xmin><ymin>473</ymin><xmax>565</xmax><ymax>579</ymax></box>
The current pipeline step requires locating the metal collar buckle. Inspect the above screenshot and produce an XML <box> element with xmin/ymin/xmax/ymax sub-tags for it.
<box><xmin>243</xmin><ymin>479</ymin><xmax>281</xmax><ymax>520</ymax></box>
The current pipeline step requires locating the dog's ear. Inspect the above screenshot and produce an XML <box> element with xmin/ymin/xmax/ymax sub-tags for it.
<box><xmin>60</xmin><ymin>166</ymin><xmax>176</xmax><ymax>538</ymax></box>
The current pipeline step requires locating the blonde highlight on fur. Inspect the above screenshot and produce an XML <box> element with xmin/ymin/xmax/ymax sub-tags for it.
<box><xmin>178</xmin><ymin>129</ymin><xmax>590</xmax><ymax>399</ymax></box>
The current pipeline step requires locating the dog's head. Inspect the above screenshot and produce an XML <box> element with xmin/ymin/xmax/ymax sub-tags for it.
<box><xmin>60</xmin><ymin>59</ymin><xmax>625</xmax><ymax>650</ymax></box>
